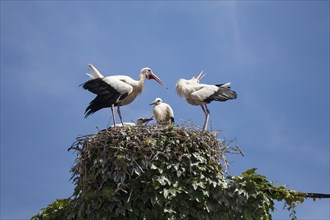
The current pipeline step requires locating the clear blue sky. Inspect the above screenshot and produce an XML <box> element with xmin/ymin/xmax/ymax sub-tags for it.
<box><xmin>1</xmin><ymin>1</ymin><xmax>329</xmax><ymax>219</ymax></box>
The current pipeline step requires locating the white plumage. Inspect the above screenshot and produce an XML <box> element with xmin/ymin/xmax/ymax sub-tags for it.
<box><xmin>82</xmin><ymin>64</ymin><xmax>163</xmax><ymax>128</ymax></box>
<box><xmin>111</xmin><ymin>117</ymin><xmax>153</xmax><ymax>128</ymax></box>
<box><xmin>176</xmin><ymin>72</ymin><xmax>237</xmax><ymax>131</ymax></box>
<box><xmin>86</xmin><ymin>64</ymin><xmax>104</xmax><ymax>79</ymax></box>
<box><xmin>150</xmin><ymin>98</ymin><xmax>174</xmax><ymax>125</ymax></box>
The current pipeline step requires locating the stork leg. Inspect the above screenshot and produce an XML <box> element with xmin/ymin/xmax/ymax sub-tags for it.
<box><xmin>201</xmin><ymin>104</ymin><xmax>210</xmax><ymax>131</ymax></box>
<box><xmin>111</xmin><ymin>104</ymin><xmax>116</xmax><ymax>128</ymax></box>
<box><xmin>205</xmin><ymin>104</ymin><xmax>210</xmax><ymax>130</ymax></box>
<box><xmin>117</xmin><ymin>104</ymin><xmax>125</xmax><ymax>127</ymax></box>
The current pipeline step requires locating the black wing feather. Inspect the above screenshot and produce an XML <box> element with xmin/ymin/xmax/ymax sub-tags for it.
<box><xmin>204</xmin><ymin>86</ymin><xmax>237</xmax><ymax>103</ymax></box>
<box><xmin>82</xmin><ymin>78</ymin><xmax>118</xmax><ymax>95</ymax></box>
<box><xmin>82</xmin><ymin>78</ymin><xmax>128</xmax><ymax>117</ymax></box>
<box><xmin>215</xmin><ymin>83</ymin><xmax>231</xmax><ymax>88</ymax></box>
<box><xmin>84</xmin><ymin>94</ymin><xmax>121</xmax><ymax>118</ymax></box>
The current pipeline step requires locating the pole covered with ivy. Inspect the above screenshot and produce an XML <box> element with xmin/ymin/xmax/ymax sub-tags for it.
<box><xmin>32</xmin><ymin>126</ymin><xmax>329</xmax><ymax>220</ymax></box>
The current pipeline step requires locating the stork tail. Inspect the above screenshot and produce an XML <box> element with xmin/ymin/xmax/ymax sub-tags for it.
<box><xmin>86</xmin><ymin>64</ymin><xmax>104</xmax><ymax>79</ymax></box>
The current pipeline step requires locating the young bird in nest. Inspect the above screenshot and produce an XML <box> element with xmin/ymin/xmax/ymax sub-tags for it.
<box><xmin>111</xmin><ymin>117</ymin><xmax>153</xmax><ymax>127</ymax></box>
<box><xmin>149</xmin><ymin>98</ymin><xmax>174</xmax><ymax>125</ymax></box>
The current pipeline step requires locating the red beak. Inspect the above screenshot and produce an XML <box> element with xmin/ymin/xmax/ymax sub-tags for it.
<box><xmin>149</xmin><ymin>73</ymin><xmax>164</xmax><ymax>85</ymax></box>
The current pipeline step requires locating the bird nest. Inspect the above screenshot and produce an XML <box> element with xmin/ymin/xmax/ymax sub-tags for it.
<box><xmin>69</xmin><ymin>125</ymin><xmax>238</xmax><ymax>176</ymax></box>
<box><xmin>68</xmin><ymin>125</ymin><xmax>242</xmax><ymax>219</ymax></box>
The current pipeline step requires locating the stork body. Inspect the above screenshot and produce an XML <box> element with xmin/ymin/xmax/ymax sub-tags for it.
<box><xmin>176</xmin><ymin>73</ymin><xmax>236</xmax><ymax>131</ymax></box>
<box><xmin>111</xmin><ymin>117</ymin><xmax>153</xmax><ymax>128</ymax></box>
<box><xmin>82</xmin><ymin>64</ymin><xmax>163</xmax><ymax>127</ymax></box>
<box><xmin>150</xmin><ymin>98</ymin><xmax>174</xmax><ymax>125</ymax></box>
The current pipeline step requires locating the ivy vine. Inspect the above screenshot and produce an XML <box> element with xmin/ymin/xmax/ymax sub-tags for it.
<box><xmin>32</xmin><ymin>126</ymin><xmax>323</xmax><ymax>220</ymax></box>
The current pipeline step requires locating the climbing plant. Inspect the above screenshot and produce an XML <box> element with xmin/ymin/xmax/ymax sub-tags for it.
<box><xmin>32</xmin><ymin>126</ymin><xmax>327</xmax><ymax>220</ymax></box>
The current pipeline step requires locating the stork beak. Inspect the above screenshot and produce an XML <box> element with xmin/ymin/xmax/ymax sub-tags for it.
<box><xmin>149</xmin><ymin>100</ymin><xmax>157</xmax><ymax>105</ymax></box>
<box><xmin>200</xmin><ymin>73</ymin><xmax>206</xmax><ymax>80</ymax></box>
<box><xmin>196</xmin><ymin>71</ymin><xmax>203</xmax><ymax>80</ymax></box>
<box><xmin>196</xmin><ymin>70</ymin><xmax>206</xmax><ymax>81</ymax></box>
<box><xmin>149</xmin><ymin>73</ymin><xmax>164</xmax><ymax>85</ymax></box>
<box><xmin>141</xmin><ymin>117</ymin><xmax>153</xmax><ymax>123</ymax></box>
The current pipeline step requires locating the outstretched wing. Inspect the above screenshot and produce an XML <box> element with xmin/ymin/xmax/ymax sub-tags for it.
<box><xmin>82</xmin><ymin>78</ymin><xmax>131</xmax><ymax>117</ymax></box>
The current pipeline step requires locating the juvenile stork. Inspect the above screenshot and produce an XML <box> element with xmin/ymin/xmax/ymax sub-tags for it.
<box><xmin>149</xmin><ymin>98</ymin><xmax>174</xmax><ymax>125</ymax></box>
<box><xmin>111</xmin><ymin>117</ymin><xmax>153</xmax><ymax>127</ymax></box>
<box><xmin>82</xmin><ymin>64</ymin><xmax>163</xmax><ymax>127</ymax></box>
<box><xmin>176</xmin><ymin>71</ymin><xmax>237</xmax><ymax>131</ymax></box>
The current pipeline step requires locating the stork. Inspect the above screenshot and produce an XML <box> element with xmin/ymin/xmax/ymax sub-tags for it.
<box><xmin>82</xmin><ymin>64</ymin><xmax>163</xmax><ymax>127</ymax></box>
<box><xmin>176</xmin><ymin>71</ymin><xmax>237</xmax><ymax>131</ymax></box>
<box><xmin>149</xmin><ymin>98</ymin><xmax>174</xmax><ymax>125</ymax></box>
<box><xmin>111</xmin><ymin>117</ymin><xmax>153</xmax><ymax>128</ymax></box>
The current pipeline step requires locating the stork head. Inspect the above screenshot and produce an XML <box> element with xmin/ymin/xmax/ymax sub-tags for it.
<box><xmin>141</xmin><ymin>67</ymin><xmax>164</xmax><ymax>85</ymax></box>
<box><xmin>136</xmin><ymin>117</ymin><xmax>153</xmax><ymax>125</ymax></box>
<box><xmin>191</xmin><ymin>70</ymin><xmax>206</xmax><ymax>83</ymax></box>
<box><xmin>149</xmin><ymin>98</ymin><xmax>163</xmax><ymax>106</ymax></box>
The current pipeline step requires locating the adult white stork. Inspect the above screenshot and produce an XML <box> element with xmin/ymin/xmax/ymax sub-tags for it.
<box><xmin>111</xmin><ymin>117</ymin><xmax>153</xmax><ymax>128</ymax></box>
<box><xmin>149</xmin><ymin>98</ymin><xmax>174</xmax><ymax>125</ymax></box>
<box><xmin>82</xmin><ymin>64</ymin><xmax>163</xmax><ymax>127</ymax></box>
<box><xmin>176</xmin><ymin>71</ymin><xmax>237</xmax><ymax>131</ymax></box>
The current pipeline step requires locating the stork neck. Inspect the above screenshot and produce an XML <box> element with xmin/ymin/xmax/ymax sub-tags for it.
<box><xmin>138</xmin><ymin>73</ymin><xmax>147</xmax><ymax>86</ymax></box>
<box><xmin>134</xmin><ymin>73</ymin><xmax>146</xmax><ymax>94</ymax></box>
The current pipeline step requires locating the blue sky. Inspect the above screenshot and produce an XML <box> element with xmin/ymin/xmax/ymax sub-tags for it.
<box><xmin>1</xmin><ymin>1</ymin><xmax>329</xmax><ymax>219</ymax></box>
